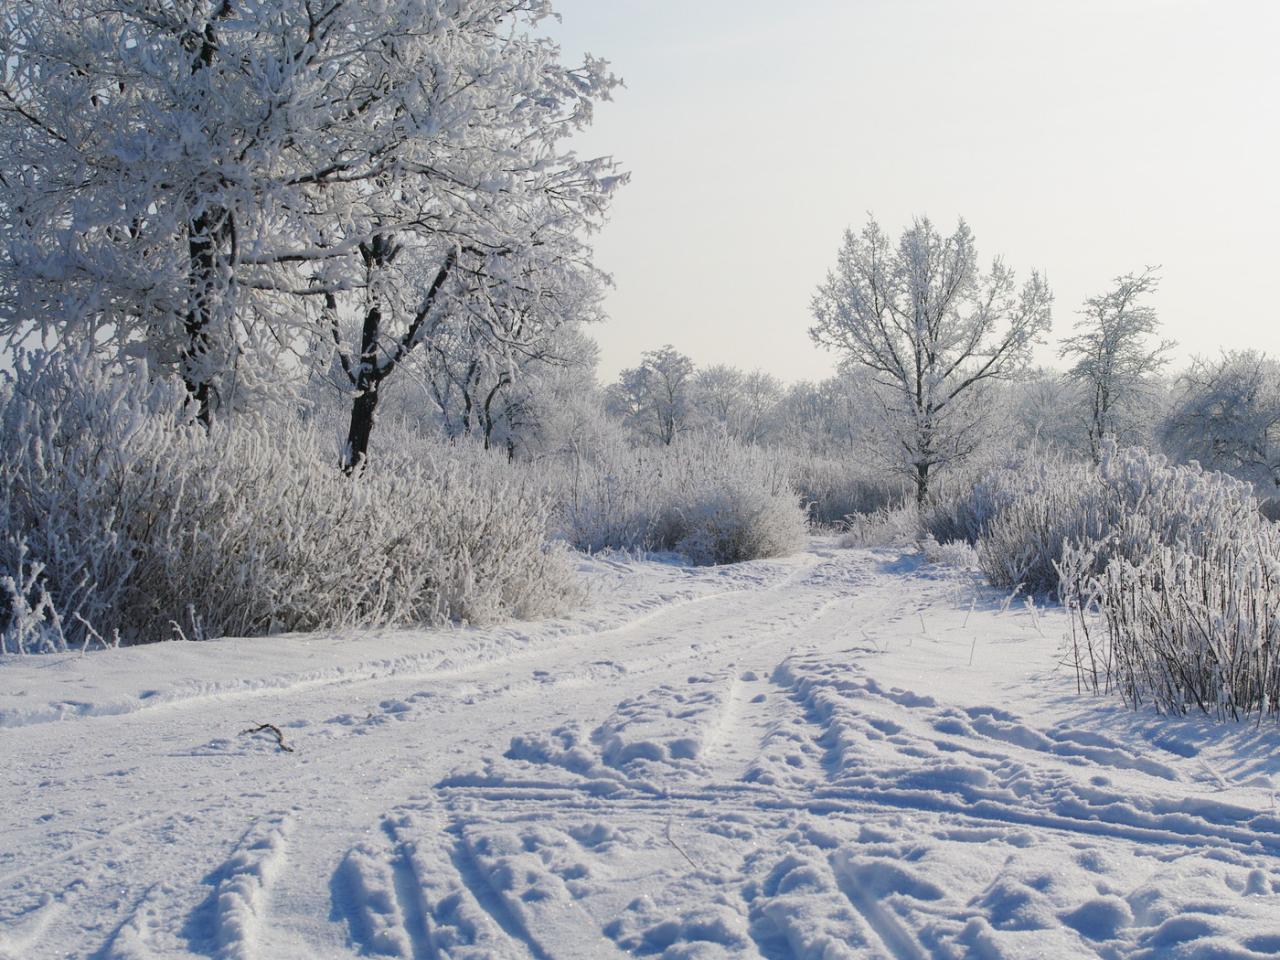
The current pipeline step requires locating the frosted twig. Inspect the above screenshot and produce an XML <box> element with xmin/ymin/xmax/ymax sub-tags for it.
<box><xmin>664</xmin><ymin>816</ymin><xmax>698</xmax><ymax>871</ymax></box>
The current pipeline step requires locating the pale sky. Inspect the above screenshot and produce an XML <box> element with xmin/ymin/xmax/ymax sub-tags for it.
<box><xmin>549</xmin><ymin>0</ymin><xmax>1280</xmax><ymax>383</ymax></box>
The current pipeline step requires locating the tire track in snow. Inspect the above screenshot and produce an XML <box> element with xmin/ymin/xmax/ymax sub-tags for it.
<box><xmin>831</xmin><ymin>853</ymin><xmax>936</xmax><ymax>960</ymax></box>
<box><xmin>380</xmin><ymin>821</ymin><xmax>435</xmax><ymax>960</ymax></box>
<box><xmin>444</xmin><ymin>821</ymin><xmax>553</xmax><ymax>960</ymax></box>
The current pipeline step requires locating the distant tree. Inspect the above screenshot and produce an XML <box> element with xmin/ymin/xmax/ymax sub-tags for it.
<box><xmin>810</xmin><ymin>216</ymin><xmax>1052</xmax><ymax>503</ymax></box>
<box><xmin>737</xmin><ymin>370</ymin><xmax>784</xmax><ymax>444</ymax></box>
<box><xmin>417</xmin><ymin>323</ymin><xmax>598</xmax><ymax>458</ymax></box>
<box><xmin>689</xmin><ymin>366</ymin><xmax>782</xmax><ymax>444</ymax></box>
<box><xmin>1005</xmin><ymin>368</ymin><xmax>1090</xmax><ymax>452</ymax></box>
<box><xmin>607</xmin><ymin>345</ymin><xmax>695</xmax><ymax>445</ymax></box>
<box><xmin>1060</xmin><ymin>269</ymin><xmax>1174</xmax><ymax>461</ymax></box>
<box><xmin>1164</xmin><ymin>351</ymin><xmax>1280</xmax><ymax>491</ymax></box>
<box><xmin>691</xmin><ymin>365</ymin><xmax>746</xmax><ymax>435</ymax></box>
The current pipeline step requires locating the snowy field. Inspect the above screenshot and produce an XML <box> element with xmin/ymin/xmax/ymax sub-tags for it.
<box><xmin>4</xmin><ymin>540</ymin><xmax>1280</xmax><ymax>960</ymax></box>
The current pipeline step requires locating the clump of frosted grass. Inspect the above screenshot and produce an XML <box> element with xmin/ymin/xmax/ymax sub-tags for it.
<box><xmin>946</xmin><ymin>440</ymin><xmax>1279</xmax><ymax>719</ymax></box>
<box><xmin>0</xmin><ymin>351</ymin><xmax>578</xmax><ymax>652</ymax></box>
<box><xmin>782</xmin><ymin>452</ymin><xmax>908</xmax><ymax>526</ymax></box>
<box><xmin>552</xmin><ymin>433</ymin><xmax>808</xmax><ymax>565</ymax></box>
<box><xmin>1054</xmin><ymin>455</ymin><xmax>1280</xmax><ymax>720</ymax></box>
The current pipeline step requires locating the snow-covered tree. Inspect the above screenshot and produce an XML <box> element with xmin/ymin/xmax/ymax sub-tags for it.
<box><xmin>1003</xmin><ymin>368</ymin><xmax>1090</xmax><ymax>453</ymax></box>
<box><xmin>1060</xmin><ymin>268</ymin><xmax>1173</xmax><ymax>461</ymax></box>
<box><xmin>607</xmin><ymin>345</ymin><xmax>695</xmax><ymax>446</ymax></box>
<box><xmin>417</xmin><ymin>321</ymin><xmax>598</xmax><ymax>458</ymax></box>
<box><xmin>690</xmin><ymin>365</ymin><xmax>746</xmax><ymax>436</ymax></box>
<box><xmin>1163</xmin><ymin>351</ymin><xmax>1280</xmax><ymax>491</ymax></box>
<box><xmin>689</xmin><ymin>365</ymin><xmax>783</xmax><ymax>444</ymax></box>
<box><xmin>769</xmin><ymin>372</ymin><xmax>878</xmax><ymax>457</ymax></box>
<box><xmin>0</xmin><ymin>0</ymin><xmax>623</xmax><ymax>455</ymax></box>
<box><xmin>810</xmin><ymin>216</ymin><xmax>1053</xmax><ymax>503</ymax></box>
<box><xmin>736</xmin><ymin>370</ymin><xmax>784</xmax><ymax>445</ymax></box>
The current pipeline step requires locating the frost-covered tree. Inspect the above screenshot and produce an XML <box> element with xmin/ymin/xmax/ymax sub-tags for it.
<box><xmin>1164</xmin><ymin>351</ymin><xmax>1280</xmax><ymax>491</ymax></box>
<box><xmin>737</xmin><ymin>370</ymin><xmax>784</xmax><ymax>445</ymax></box>
<box><xmin>607</xmin><ymin>345</ymin><xmax>695</xmax><ymax>446</ymax></box>
<box><xmin>690</xmin><ymin>365</ymin><xmax>746</xmax><ymax>435</ymax></box>
<box><xmin>1060</xmin><ymin>269</ymin><xmax>1174</xmax><ymax>461</ymax></box>
<box><xmin>0</xmin><ymin>0</ymin><xmax>623</xmax><ymax>452</ymax></box>
<box><xmin>810</xmin><ymin>216</ymin><xmax>1053</xmax><ymax>503</ymax></box>
<box><xmin>771</xmin><ymin>375</ymin><xmax>871</xmax><ymax>456</ymax></box>
<box><xmin>689</xmin><ymin>365</ymin><xmax>782</xmax><ymax>444</ymax></box>
<box><xmin>417</xmin><ymin>321</ymin><xmax>598</xmax><ymax>457</ymax></box>
<box><xmin>1004</xmin><ymin>368</ymin><xmax>1090</xmax><ymax>452</ymax></box>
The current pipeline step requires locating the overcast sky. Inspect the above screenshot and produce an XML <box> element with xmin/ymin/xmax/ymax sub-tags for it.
<box><xmin>548</xmin><ymin>0</ymin><xmax>1279</xmax><ymax>384</ymax></box>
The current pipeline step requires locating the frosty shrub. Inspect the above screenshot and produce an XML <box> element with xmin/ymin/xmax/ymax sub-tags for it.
<box><xmin>784</xmin><ymin>453</ymin><xmax>909</xmax><ymax>527</ymax></box>
<box><xmin>950</xmin><ymin>440</ymin><xmax>1278</xmax><ymax>719</ymax></box>
<box><xmin>837</xmin><ymin>505</ymin><xmax>922</xmax><ymax>549</ymax></box>
<box><xmin>552</xmin><ymin>434</ymin><xmax>808</xmax><ymax>564</ymax></box>
<box><xmin>1056</xmin><ymin>472</ymin><xmax>1280</xmax><ymax>721</ymax></box>
<box><xmin>975</xmin><ymin>445</ymin><xmax>1259</xmax><ymax>596</ymax></box>
<box><xmin>919</xmin><ymin>446</ymin><xmax>1069</xmax><ymax>546</ymax></box>
<box><xmin>0</xmin><ymin>353</ymin><xmax>578</xmax><ymax>652</ymax></box>
<box><xmin>919</xmin><ymin>536</ymin><xmax>980</xmax><ymax>569</ymax></box>
<box><xmin>1061</xmin><ymin>524</ymin><xmax>1280</xmax><ymax>721</ymax></box>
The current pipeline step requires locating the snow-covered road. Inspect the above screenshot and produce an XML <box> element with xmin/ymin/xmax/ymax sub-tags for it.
<box><xmin>4</xmin><ymin>542</ymin><xmax>1280</xmax><ymax>959</ymax></box>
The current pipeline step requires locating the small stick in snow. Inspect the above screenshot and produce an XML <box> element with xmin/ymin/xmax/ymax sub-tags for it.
<box><xmin>664</xmin><ymin>817</ymin><xmax>698</xmax><ymax>871</ymax></box>
<box><xmin>968</xmin><ymin>636</ymin><xmax>977</xmax><ymax>667</ymax></box>
<box><xmin>859</xmin><ymin>626</ymin><xmax>881</xmax><ymax>652</ymax></box>
<box><xmin>963</xmin><ymin>598</ymin><xmax>975</xmax><ymax>628</ymax></box>
<box><xmin>240</xmin><ymin>723</ymin><xmax>294</xmax><ymax>753</ymax></box>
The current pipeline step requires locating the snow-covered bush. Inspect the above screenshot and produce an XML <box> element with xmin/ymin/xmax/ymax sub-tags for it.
<box><xmin>1058</xmin><ymin>486</ymin><xmax>1280</xmax><ymax>721</ymax></box>
<box><xmin>784</xmin><ymin>453</ymin><xmax>909</xmax><ymax>526</ymax></box>
<box><xmin>920</xmin><ymin>536</ymin><xmax>980</xmax><ymax>569</ymax></box>
<box><xmin>1062</xmin><ymin>526</ymin><xmax>1280</xmax><ymax>720</ymax></box>
<box><xmin>552</xmin><ymin>434</ymin><xmax>807</xmax><ymax>564</ymax></box>
<box><xmin>837</xmin><ymin>505</ymin><xmax>921</xmax><ymax>549</ymax></box>
<box><xmin>942</xmin><ymin>440</ymin><xmax>1278</xmax><ymax>719</ymax></box>
<box><xmin>921</xmin><ymin>463</ymin><xmax>1054</xmax><ymax>546</ymax></box>
<box><xmin>975</xmin><ymin>444</ymin><xmax>1259</xmax><ymax>596</ymax></box>
<box><xmin>0</xmin><ymin>352</ymin><xmax>578</xmax><ymax>652</ymax></box>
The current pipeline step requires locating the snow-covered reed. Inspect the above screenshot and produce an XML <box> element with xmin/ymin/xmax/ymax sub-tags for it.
<box><xmin>781</xmin><ymin>453</ymin><xmax>908</xmax><ymax>527</ymax></box>
<box><xmin>973</xmin><ymin>445</ymin><xmax>1259</xmax><ymax>596</ymax></box>
<box><xmin>837</xmin><ymin>504</ymin><xmax>922</xmax><ymax>548</ymax></box>
<box><xmin>1052</xmin><ymin>453</ymin><xmax>1280</xmax><ymax>720</ymax></box>
<box><xmin>0</xmin><ymin>352</ymin><xmax>578</xmax><ymax>653</ymax></box>
<box><xmin>552</xmin><ymin>433</ymin><xmax>808</xmax><ymax>565</ymax></box>
<box><xmin>1061</xmin><ymin>525</ymin><xmax>1280</xmax><ymax>721</ymax></box>
<box><xmin>944</xmin><ymin>441</ymin><xmax>1279</xmax><ymax>719</ymax></box>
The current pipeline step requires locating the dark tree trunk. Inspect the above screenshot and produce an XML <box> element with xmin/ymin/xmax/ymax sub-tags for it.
<box><xmin>336</xmin><ymin>242</ymin><xmax>456</xmax><ymax>473</ymax></box>
<box><xmin>342</xmin><ymin>294</ymin><xmax>387</xmax><ymax>473</ymax></box>
<box><xmin>183</xmin><ymin>207</ymin><xmax>226</xmax><ymax>426</ymax></box>
<box><xmin>345</xmin><ymin>387</ymin><xmax>380</xmax><ymax>471</ymax></box>
<box><xmin>181</xmin><ymin>8</ymin><xmax>234</xmax><ymax>426</ymax></box>
<box><xmin>915</xmin><ymin>461</ymin><xmax>930</xmax><ymax>506</ymax></box>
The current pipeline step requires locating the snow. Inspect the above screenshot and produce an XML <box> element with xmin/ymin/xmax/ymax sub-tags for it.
<box><xmin>4</xmin><ymin>540</ymin><xmax>1280</xmax><ymax>958</ymax></box>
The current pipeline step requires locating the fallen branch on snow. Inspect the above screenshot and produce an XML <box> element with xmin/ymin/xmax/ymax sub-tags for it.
<box><xmin>240</xmin><ymin>723</ymin><xmax>294</xmax><ymax>753</ymax></box>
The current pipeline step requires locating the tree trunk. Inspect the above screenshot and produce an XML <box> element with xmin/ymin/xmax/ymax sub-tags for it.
<box><xmin>342</xmin><ymin>291</ymin><xmax>386</xmax><ymax>473</ymax></box>
<box><xmin>181</xmin><ymin>11</ymin><xmax>233</xmax><ymax>426</ymax></box>
<box><xmin>915</xmin><ymin>461</ymin><xmax>930</xmax><ymax>506</ymax></box>
<box><xmin>344</xmin><ymin>387</ymin><xmax>380</xmax><ymax>471</ymax></box>
<box><xmin>183</xmin><ymin>207</ymin><xmax>226</xmax><ymax>426</ymax></box>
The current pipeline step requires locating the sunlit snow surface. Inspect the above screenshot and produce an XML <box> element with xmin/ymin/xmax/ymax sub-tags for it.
<box><xmin>3</xmin><ymin>540</ymin><xmax>1280</xmax><ymax>959</ymax></box>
